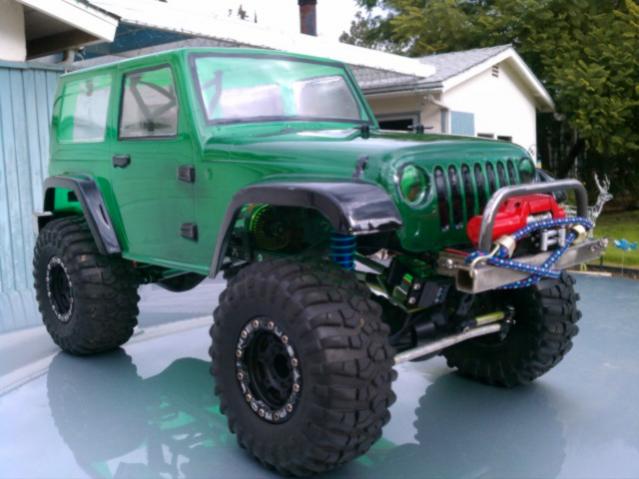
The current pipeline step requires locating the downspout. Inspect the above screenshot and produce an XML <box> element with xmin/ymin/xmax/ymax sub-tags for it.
<box><xmin>61</xmin><ymin>48</ymin><xmax>77</xmax><ymax>65</ymax></box>
<box><xmin>424</xmin><ymin>94</ymin><xmax>449</xmax><ymax>134</ymax></box>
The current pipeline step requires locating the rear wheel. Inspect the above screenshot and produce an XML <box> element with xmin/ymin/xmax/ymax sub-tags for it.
<box><xmin>210</xmin><ymin>258</ymin><xmax>396</xmax><ymax>476</ymax></box>
<box><xmin>443</xmin><ymin>273</ymin><xmax>581</xmax><ymax>387</ymax></box>
<box><xmin>33</xmin><ymin>216</ymin><xmax>140</xmax><ymax>355</ymax></box>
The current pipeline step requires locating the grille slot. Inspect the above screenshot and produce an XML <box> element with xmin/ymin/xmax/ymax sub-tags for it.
<box><xmin>461</xmin><ymin>164</ymin><xmax>475</xmax><ymax>217</ymax></box>
<box><xmin>486</xmin><ymin>163</ymin><xmax>497</xmax><ymax>194</ymax></box>
<box><xmin>448</xmin><ymin>166</ymin><xmax>463</xmax><ymax>227</ymax></box>
<box><xmin>434</xmin><ymin>167</ymin><xmax>450</xmax><ymax>230</ymax></box>
<box><xmin>507</xmin><ymin>159</ymin><xmax>517</xmax><ymax>184</ymax></box>
<box><xmin>497</xmin><ymin>161</ymin><xmax>508</xmax><ymax>187</ymax></box>
<box><xmin>474</xmin><ymin>163</ymin><xmax>488</xmax><ymax>210</ymax></box>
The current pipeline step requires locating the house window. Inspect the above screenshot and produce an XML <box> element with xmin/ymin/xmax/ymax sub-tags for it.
<box><xmin>450</xmin><ymin>111</ymin><xmax>475</xmax><ymax>136</ymax></box>
<box><xmin>377</xmin><ymin>112</ymin><xmax>420</xmax><ymax>131</ymax></box>
<box><xmin>58</xmin><ymin>73</ymin><xmax>112</xmax><ymax>143</ymax></box>
<box><xmin>119</xmin><ymin>66</ymin><xmax>178</xmax><ymax>139</ymax></box>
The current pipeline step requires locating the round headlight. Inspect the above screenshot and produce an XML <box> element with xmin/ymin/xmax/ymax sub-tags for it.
<box><xmin>398</xmin><ymin>164</ymin><xmax>429</xmax><ymax>205</ymax></box>
<box><xmin>518</xmin><ymin>157</ymin><xmax>536</xmax><ymax>183</ymax></box>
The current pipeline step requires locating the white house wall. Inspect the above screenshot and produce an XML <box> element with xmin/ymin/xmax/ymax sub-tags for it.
<box><xmin>442</xmin><ymin>61</ymin><xmax>538</xmax><ymax>155</ymax></box>
<box><xmin>368</xmin><ymin>94</ymin><xmax>422</xmax><ymax>117</ymax></box>
<box><xmin>0</xmin><ymin>0</ymin><xmax>26</xmax><ymax>62</ymax></box>
<box><xmin>421</xmin><ymin>102</ymin><xmax>443</xmax><ymax>133</ymax></box>
<box><xmin>367</xmin><ymin>94</ymin><xmax>443</xmax><ymax>132</ymax></box>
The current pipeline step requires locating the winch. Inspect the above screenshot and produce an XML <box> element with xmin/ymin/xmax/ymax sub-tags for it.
<box><xmin>466</xmin><ymin>193</ymin><xmax>566</xmax><ymax>248</ymax></box>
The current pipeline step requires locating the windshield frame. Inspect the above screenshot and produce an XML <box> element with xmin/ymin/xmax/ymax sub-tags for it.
<box><xmin>188</xmin><ymin>52</ymin><xmax>375</xmax><ymax>127</ymax></box>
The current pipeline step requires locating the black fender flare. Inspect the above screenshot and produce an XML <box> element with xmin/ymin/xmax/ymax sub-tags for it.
<box><xmin>41</xmin><ymin>175</ymin><xmax>121</xmax><ymax>255</ymax></box>
<box><xmin>209</xmin><ymin>180</ymin><xmax>402</xmax><ymax>275</ymax></box>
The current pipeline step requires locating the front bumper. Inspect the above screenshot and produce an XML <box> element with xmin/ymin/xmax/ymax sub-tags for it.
<box><xmin>436</xmin><ymin>179</ymin><xmax>606</xmax><ymax>294</ymax></box>
<box><xmin>437</xmin><ymin>237</ymin><xmax>608</xmax><ymax>294</ymax></box>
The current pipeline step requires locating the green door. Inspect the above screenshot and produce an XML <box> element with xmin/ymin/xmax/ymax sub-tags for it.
<box><xmin>110</xmin><ymin>64</ymin><xmax>197</xmax><ymax>269</ymax></box>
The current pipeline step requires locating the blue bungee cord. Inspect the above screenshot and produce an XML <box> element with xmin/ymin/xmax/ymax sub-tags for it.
<box><xmin>466</xmin><ymin>217</ymin><xmax>593</xmax><ymax>289</ymax></box>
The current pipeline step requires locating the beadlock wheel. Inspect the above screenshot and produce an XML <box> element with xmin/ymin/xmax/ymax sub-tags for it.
<box><xmin>46</xmin><ymin>256</ymin><xmax>74</xmax><ymax>322</ymax></box>
<box><xmin>210</xmin><ymin>257</ymin><xmax>396</xmax><ymax>476</ymax></box>
<box><xmin>235</xmin><ymin>317</ymin><xmax>302</xmax><ymax>424</ymax></box>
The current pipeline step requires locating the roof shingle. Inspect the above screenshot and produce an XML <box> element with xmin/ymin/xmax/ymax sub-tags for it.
<box><xmin>417</xmin><ymin>44</ymin><xmax>512</xmax><ymax>83</ymax></box>
<box><xmin>358</xmin><ymin>44</ymin><xmax>513</xmax><ymax>93</ymax></box>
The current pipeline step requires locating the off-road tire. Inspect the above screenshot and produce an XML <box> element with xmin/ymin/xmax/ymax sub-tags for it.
<box><xmin>34</xmin><ymin>216</ymin><xmax>140</xmax><ymax>355</ymax></box>
<box><xmin>443</xmin><ymin>273</ymin><xmax>581</xmax><ymax>388</ymax></box>
<box><xmin>210</xmin><ymin>258</ymin><xmax>396</xmax><ymax>476</ymax></box>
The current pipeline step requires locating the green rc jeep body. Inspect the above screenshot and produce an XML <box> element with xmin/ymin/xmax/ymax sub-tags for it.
<box><xmin>34</xmin><ymin>48</ymin><xmax>606</xmax><ymax>475</ymax></box>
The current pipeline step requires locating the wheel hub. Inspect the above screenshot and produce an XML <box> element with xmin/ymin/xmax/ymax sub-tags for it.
<box><xmin>235</xmin><ymin>318</ymin><xmax>301</xmax><ymax>424</ymax></box>
<box><xmin>46</xmin><ymin>257</ymin><xmax>74</xmax><ymax>322</ymax></box>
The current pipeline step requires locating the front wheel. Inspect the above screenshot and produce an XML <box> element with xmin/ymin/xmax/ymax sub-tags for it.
<box><xmin>443</xmin><ymin>273</ymin><xmax>581</xmax><ymax>387</ymax></box>
<box><xmin>210</xmin><ymin>259</ymin><xmax>396</xmax><ymax>476</ymax></box>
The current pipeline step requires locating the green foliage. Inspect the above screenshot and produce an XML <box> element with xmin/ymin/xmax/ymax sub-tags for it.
<box><xmin>342</xmin><ymin>0</ymin><xmax>639</xmax><ymax>201</ymax></box>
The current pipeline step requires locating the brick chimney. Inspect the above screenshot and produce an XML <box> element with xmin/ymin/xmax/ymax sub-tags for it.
<box><xmin>298</xmin><ymin>0</ymin><xmax>317</xmax><ymax>36</ymax></box>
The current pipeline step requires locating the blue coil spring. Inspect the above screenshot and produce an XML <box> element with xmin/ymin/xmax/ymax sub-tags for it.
<box><xmin>466</xmin><ymin>217</ymin><xmax>593</xmax><ymax>289</ymax></box>
<box><xmin>330</xmin><ymin>233</ymin><xmax>356</xmax><ymax>270</ymax></box>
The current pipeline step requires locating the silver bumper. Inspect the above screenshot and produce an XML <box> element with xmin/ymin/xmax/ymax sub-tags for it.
<box><xmin>437</xmin><ymin>238</ymin><xmax>608</xmax><ymax>294</ymax></box>
<box><xmin>476</xmin><ymin>179</ymin><xmax>589</xmax><ymax>252</ymax></box>
<box><xmin>439</xmin><ymin>178</ymin><xmax>601</xmax><ymax>294</ymax></box>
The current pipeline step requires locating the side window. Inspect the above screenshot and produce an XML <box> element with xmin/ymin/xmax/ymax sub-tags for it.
<box><xmin>119</xmin><ymin>66</ymin><xmax>178</xmax><ymax>139</ymax></box>
<box><xmin>58</xmin><ymin>74</ymin><xmax>112</xmax><ymax>143</ymax></box>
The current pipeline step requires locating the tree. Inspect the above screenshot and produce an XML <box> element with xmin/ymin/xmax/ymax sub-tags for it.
<box><xmin>237</xmin><ymin>4</ymin><xmax>248</xmax><ymax>20</ymax></box>
<box><xmin>228</xmin><ymin>4</ymin><xmax>258</xmax><ymax>22</ymax></box>
<box><xmin>342</xmin><ymin>0</ymin><xmax>639</xmax><ymax>204</ymax></box>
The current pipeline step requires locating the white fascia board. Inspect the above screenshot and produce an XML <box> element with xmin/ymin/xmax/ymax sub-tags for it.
<box><xmin>91</xmin><ymin>0</ymin><xmax>435</xmax><ymax>78</ymax></box>
<box><xmin>440</xmin><ymin>48</ymin><xmax>555</xmax><ymax>112</ymax></box>
<box><xmin>17</xmin><ymin>0</ymin><xmax>117</xmax><ymax>41</ymax></box>
<box><xmin>508</xmin><ymin>50</ymin><xmax>555</xmax><ymax>111</ymax></box>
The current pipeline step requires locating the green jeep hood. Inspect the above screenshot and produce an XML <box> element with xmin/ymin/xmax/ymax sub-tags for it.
<box><xmin>204</xmin><ymin>127</ymin><xmax>531</xmax><ymax>252</ymax></box>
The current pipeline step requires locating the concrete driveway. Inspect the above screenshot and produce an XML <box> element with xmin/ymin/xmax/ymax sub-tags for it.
<box><xmin>1</xmin><ymin>275</ymin><xmax>638</xmax><ymax>479</ymax></box>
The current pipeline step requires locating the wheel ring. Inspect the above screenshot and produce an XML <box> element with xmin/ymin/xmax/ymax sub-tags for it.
<box><xmin>235</xmin><ymin>318</ymin><xmax>302</xmax><ymax>424</ymax></box>
<box><xmin>46</xmin><ymin>256</ymin><xmax>74</xmax><ymax>323</ymax></box>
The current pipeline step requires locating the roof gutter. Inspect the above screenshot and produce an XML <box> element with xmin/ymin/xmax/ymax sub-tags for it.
<box><xmin>363</xmin><ymin>82</ymin><xmax>443</xmax><ymax>98</ymax></box>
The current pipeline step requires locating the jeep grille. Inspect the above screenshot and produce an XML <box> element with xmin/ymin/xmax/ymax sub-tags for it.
<box><xmin>436</xmin><ymin>159</ymin><xmax>520</xmax><ymax>231</ymax></box>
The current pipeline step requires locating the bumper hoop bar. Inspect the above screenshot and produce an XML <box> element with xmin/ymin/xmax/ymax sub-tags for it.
<box><xmin>478</xmin><ymin>179</ymin><xmax>588</xmax><ymax>253</ymax></box>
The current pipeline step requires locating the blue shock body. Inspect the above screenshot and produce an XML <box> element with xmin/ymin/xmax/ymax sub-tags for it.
<box><xmin>330</xmin><ymin>233</ymin><xmax>356</xmax><ymax>270</ymax></box>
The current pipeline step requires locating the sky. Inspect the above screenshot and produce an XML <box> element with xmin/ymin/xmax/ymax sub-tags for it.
<box><xmin>165</xmin><ymin>0</ymin><xmax>361</xmax><ymax>40</ymax></box>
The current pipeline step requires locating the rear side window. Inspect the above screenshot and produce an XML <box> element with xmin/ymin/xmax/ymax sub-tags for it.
<box><xmin>119</xmin><ymin>66</ymin><xmax>178</xmax><ymax>139</ymax></box>
<box><xmin>57</xmin><ymin>74</ymin><xmax>112</xmax><ymax>143</ymax></box>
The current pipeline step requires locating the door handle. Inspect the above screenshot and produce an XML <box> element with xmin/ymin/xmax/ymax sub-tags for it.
<box><xmin>112</xmin><ymin>154</ymin><xmax>131</xmax><ymax>168</ymax></box>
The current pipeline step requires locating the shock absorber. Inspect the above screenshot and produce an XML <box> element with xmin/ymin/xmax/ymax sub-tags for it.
<box><xmin>330</xmin><ymin>233</ymin><xmax>356</xmax><ymax>270</ymax></box>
